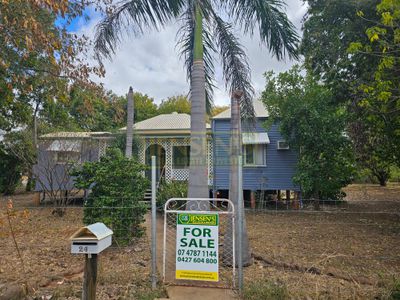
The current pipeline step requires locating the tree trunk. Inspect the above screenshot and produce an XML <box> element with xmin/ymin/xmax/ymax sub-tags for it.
<box><xmin>125</xmin><ymin>87</ymin><xmax>134</xmax><ymax>158</ymax></box>
<box><xmin>27</xmin><ymin>102</ymin><xmax>40</xmax><ymax>192</ymax></box>
<box><xmin>374</xmin><ymin>169</ymin><xmax>389</xmax><ymax>186</ymax></box>
<box><xmin>224</xmin><ymin>91</ymin><xmax>252</xmax><ymax>266</ymax></box>
<box><xmin>187</xmin><ymin>6</ymin><xmax>209</xmax><ymax>208</ymax></box>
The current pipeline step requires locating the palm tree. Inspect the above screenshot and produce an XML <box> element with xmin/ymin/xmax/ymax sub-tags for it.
<box><xmin>94</xmin><ymin>0</ymin><xmax>298</xmax><ymax>198</ymax></box>
<box><xmin>125</xmin><ymin>86</ymin><xmax>134</xmax><ymax>158</ymax></box>
<box><xmin>228</xmin><ymin>90</ymin><xmax>252</xmax><ymax>265</ymax></box>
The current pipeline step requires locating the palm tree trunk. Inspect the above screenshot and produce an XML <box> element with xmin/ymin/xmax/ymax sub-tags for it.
<box><xmin>225</xmin><ymin>91</ymin><xmax>252</xmax><ymax>266</ymax></box>
<box><xmin>188</xmin><ymin>5</ymin><xmax>209</xmax><ymax>206</ymax></box>
<box><xmin>125</xmin><ymin>86</ymin><xmax>134</xmax><ymax>158</ymax></box>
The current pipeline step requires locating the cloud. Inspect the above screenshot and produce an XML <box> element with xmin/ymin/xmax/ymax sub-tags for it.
<box><xmin>77</xmin><ymin>0</ymin><xmax>307</xmax><ymax>106</ymax></box>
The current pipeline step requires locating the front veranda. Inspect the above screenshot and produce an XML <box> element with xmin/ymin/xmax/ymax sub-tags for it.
<box><xmin>138</xmin><ymin>136</ymin><xmax>213</xmax><ymax>185</ymax></box>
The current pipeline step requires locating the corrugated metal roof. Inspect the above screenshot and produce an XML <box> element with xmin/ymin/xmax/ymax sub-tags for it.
<box><xmin>40</xmin><ymin>132</ymin><xmax>111</xmax><ymax>139</ymax></box>
<box><xmin>47</xmin><ymin>140</ymin><xmax>82</xmax><ymax>152</ymax></box>
<box><xmin>120</xmin><ymin>113</ymin><xmax>211</xmax><ymax>132</ymax></box>
<box><xmin>242</xmin><ymin>132</ymin><xmax>270</xmax><ymax>144</ymax></box>
<box><xmin>212</xmin><ymin>99</ymin><xmax>269</xmax><ymax>119</ymax></box>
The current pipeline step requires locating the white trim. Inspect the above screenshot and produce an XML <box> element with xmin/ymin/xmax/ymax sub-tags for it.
<box><xmin>277</xmin><ymin>140</ymin><xmax>290</xmax><ymax>150</ymax></box>
<box><xmin>243</xmin><ymin>144</ymin><xmax>267</xmax><ymax>167</ymax></box>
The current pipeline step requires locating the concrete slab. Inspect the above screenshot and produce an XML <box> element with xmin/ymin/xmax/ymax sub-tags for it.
<box><xmin>166</xmin><ymin>286</ymin><xmax>238</xmax><ymax>300</ymax></box>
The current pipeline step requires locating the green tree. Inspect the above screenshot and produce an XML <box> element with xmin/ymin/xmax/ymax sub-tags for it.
<box><xmin>0</xmin><ymin>144</ymin><xmax>23</xmax><ymax>195</ymax></box>
<box><xmin>94</xmin><ymin>0</ymin><xmax>299</xmax><ymax>200</ymax></box>
<box><xmin>348</xmin><ymin>0</ymin><xmax>400</xmax><ymax>179</ymax></box>
<box><xmin>301</xmin><ymin>0</ymin><xmax>397</xmax><ymax>186</ymax></box>
<box><xmin>0</xmin><ymin>0</ymin><xmax>103</xmax><ymax>132</ymax></box>
<box><xmin>72</xmin><ymin>148</ymin><xmax>149</xmax><ymax>243</ymax></box>
<box><xmin>262</xmin><ymin>67</ymin><xmax>355</xmax><ymax>208</ymax></box>
<box><xmin>158</xmin><ymin>95</ymin><xmax>191</xmax><ymax>115</ymax></box>
<box><xmin>118</xmin><ymin>92</ymin><xmax>158</xmax><ymax>123</ymax></box>
<box><xmin>301</xmin><ymin>0</ymin><xmax>379</xmax><ymax>102</ymax></box>
<box><xmin>66</xmin><ymin>83</ymin><xmax>126</xmax><ymax>131</ymax></box>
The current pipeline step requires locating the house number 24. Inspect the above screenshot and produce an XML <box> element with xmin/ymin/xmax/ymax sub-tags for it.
<box><xmin>78</xmin><ymin>246</ymin><xmax>88</xmax><ymax>253</ymax></box>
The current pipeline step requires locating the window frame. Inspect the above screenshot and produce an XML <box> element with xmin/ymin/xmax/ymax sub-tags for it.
<box><xmin>277</xmin><ymin>140</ymin><xmax>290</xmax><ymax>150</ymax></box>
<box><xmin>243</xmin><ymin>144</ymin><xmax>267</xmax><ymax>167</ymax></box>
<box><xmin>172</xmin><ymin>145</ymin><xmax>190</xmax><ymax>169</ymax></box>
<box><xmin>54</xmin><ymin>151</ymin><xmax>81</xmax><ymax>164</ymax></box>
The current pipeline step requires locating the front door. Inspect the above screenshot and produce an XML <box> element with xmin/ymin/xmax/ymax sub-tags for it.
<box><xmin>145</xmin><ymin>144</ymin><xmax>166</xmax><ymax>181</ymax></box>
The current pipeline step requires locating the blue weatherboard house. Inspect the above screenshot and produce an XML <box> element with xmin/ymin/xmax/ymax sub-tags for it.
<box><xmin>34</xmin><ymin>100</ymin><xmax>300</xmax><ymax>207</ymax></box>
<box><xmin>212</xmin><ymin>100</ymin><xmax>300</xmax><ymax>207</ymax></box>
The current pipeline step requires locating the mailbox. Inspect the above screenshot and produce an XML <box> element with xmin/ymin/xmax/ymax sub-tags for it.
<box><xmin>70</xmin><ymin>222</ymin><xmax>113</xmax><ymax>254</ymax></box>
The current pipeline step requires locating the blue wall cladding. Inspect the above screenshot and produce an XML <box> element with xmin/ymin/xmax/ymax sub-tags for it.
<box><xmin>212</xmin><ymin>118</ymin><xmax>300</xmax><ymax>191</ymax></box>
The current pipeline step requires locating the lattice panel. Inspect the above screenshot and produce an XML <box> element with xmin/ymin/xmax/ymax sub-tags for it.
<box><xmin>98</xmin><ymin>140</ymin><xmax>108</xmax><ymax>159</ymax></box>
<box><xmin>171</xmin><ymin>168</ymin><xmax>189</xmax><ymax>181</ymax></box>
<box><xmin>138</xmin><ymin>136</ymin><xmax>213</xmax><ymax>184</ymax></box>
<box><xmin>207</xmin><ymin>140</ymin><xmax>213</xmax><ymax>186</ymax></box>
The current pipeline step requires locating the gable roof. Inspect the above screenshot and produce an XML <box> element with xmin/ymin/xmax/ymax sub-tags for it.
<box><xmin>120</xmin><ymin>112</ymin><xmax>211</xmax><ymax>134</ymax></box>
<box><xmin>40</xmin><ymin>132</ymin><xmax>112</xmax><ymax>139</ymax></box>
<box><xmin>212</xmin><ymin>99</ymin><xmax>269</xmax><ymax>119</ymax></box>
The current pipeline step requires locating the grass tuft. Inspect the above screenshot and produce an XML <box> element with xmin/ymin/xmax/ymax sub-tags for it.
<box><xmin>243</xmin><ymin>279</ymin><xmax>289</xmax><ymax>300</ymax></box>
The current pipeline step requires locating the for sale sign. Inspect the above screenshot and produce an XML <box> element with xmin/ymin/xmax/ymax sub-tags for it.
<box><xmin>176</xmin><ymin>213</ymin><xmax>219</xmax><ymax>282</ymax></box>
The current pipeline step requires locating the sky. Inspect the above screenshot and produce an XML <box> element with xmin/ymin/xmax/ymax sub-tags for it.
<box><xmin>74</xmin><ymin>0</ymin><xmax>307</xmax><ymax>106</ymax></box>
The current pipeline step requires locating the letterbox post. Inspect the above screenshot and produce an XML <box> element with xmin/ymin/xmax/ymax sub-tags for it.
<box><xmin>70</xmin><ymin>223</ymin><xmax>113</xmax><ymax>300</ymax></box>
<box><xmin>83</xmin><ymin>254</ymin><xmax>97</xmax><ymax>300</ymax></box>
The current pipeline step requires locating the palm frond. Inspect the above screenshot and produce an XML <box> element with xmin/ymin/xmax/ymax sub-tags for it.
<box><xmin>177</xmin><ymin>1</ymin><xmax>216</xmax><ymax>114</ymax></box>
<box><xmin>94</xmin><ymin>0</ymin><xmax>185</xmax><ymax>60</ymax></box>
<box><xmin>210</xmin><ymin>14</ymin><xmax>255</xmax><ymax>119</ymax></box>
<box><xmin>224</xmin><ymin>0</ymin><xmax>299</xmax><ymax>60</ymax></box>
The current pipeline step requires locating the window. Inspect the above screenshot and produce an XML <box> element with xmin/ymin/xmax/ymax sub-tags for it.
<box><xmin>55</xmin><ymin>151</ymin><xmax>80</xmax><ymax>164</ymax></box>
<box><xmin>173</xmin><ymin>146</ymin><xmax>190</xmax><ymax>168</ymax></box>
<box><xmin>244</xmin><ymin>144</ymin><xmax>266</xmax><ymax>166</ymax></box>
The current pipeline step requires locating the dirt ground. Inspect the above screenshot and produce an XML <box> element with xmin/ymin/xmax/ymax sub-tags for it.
<box><xmin>245</xmin><ymin>183</ymin><xmax>400</xmax><ymax>299</ymax></box>
<box><xmin>0</xmin><ymin>195</ymin><xmax>161</xmax><ymax>299</ymax></box>
<box><xmin>1</xmin><ymin>184</ymin><xmax>399</xmax><ymax>299</ymax></box>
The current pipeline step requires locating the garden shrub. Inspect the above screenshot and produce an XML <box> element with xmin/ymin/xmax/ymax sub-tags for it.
<box><xmin>72</xmin><ymin>148</ymin><xmax>149</xmax><ymax>244</ymax></box>
<box><xmin>242</xmin><ymin>279</ymin><xmax>289</xmax><ymax>300</ymax></box>
<box><xmin>157</xmin><ymin>181</ymin><xmax>188</xmax><ymax>209</ymax></box>
<box><xmin>0</xmin><ymin>145</ymin><xmax>22</xmax><ymax>195</ymax></box>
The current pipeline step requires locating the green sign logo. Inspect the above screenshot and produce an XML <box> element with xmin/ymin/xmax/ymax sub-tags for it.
<box><xmin>177</xmin><ymin>213</ymin><xmax>218</xmax><ymax>226</ymax></box>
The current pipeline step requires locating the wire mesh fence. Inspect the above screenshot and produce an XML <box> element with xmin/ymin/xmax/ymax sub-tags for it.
<box><xmin>1</xmin><ymin>187</ymin><xmax>400</xmax><ymax>299</ymax></box>
<box><xmin>243</xmin><ymin>193</ymin><xmax>400</xmax><ymax>299</ymax></box>
<box><xmin>0</xmin><ymin>196</ymin><xmax>160</xmax><ymax>299</ymax></box>
<box><xmin>163</xmin><ymin>198</ymin><xmax>236</xmax><ymax>289</ymax></box>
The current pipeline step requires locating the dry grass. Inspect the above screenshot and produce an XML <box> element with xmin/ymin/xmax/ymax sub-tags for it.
<box><xmin>0</xmin><ymin>197</ymin><xmax>162</xmax><ymax>299</ymax></box>
<box><xmin>245</xmin><ymin>184</ymin><xmax>400</xmax><ymax>299</ymax></box>
<box><xmin>1</xmin><ymin>184</ymin><xmax>400</xmax><ymax>299</ymax></box>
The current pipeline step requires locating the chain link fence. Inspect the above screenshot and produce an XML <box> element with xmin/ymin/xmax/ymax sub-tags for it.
<box><xmin>242</xmin><ymin>186</ymin><xmax>400</xmax><ymax>299</ymax></box>
<box><xmin>2</xmin><ymin>184</ymin><xmax>400</xmax><ymax>299</ymax></box>
<box><xmin>0</xmin><ymin>195</ymin><xmax>163</xmax><ymax>300</ymax></box>
<box><xmin>162</xmin><ymin>198</ymin><xmax>236</xmax><ymax>289</ymax></box>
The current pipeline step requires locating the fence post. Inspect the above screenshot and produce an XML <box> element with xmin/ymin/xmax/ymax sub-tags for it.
<box><xmin>151</xmin><ymin>156</ymin><xmax>157</xmax><ymax>290</ymax></box>
<box><xmin>237</xmin><ymin>155</ymin><xmax>243</xmax><ymax>292</ymax></box>
<box><xmin>82</xmin><ymin>254</ymin><xmax>97</xmax><ymax>300</ymax></box>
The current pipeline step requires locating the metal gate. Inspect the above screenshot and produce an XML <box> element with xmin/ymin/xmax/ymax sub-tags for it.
<box><xmin>163</xmin><ymin>198</ymin><xmax>236</xmax><ymax>288</ymax></box>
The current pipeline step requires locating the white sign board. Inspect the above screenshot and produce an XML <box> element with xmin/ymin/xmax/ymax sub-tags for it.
<box><xmin>175</xmin><ymin>213</ymin><xmax>219</xmax><ymax>282</ymax></box>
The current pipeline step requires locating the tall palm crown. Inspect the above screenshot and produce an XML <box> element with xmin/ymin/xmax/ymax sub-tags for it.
<box><xmin>95</xmin><ymin>0</ymin><xmax>298</xmax><ymax>198</ymax></box>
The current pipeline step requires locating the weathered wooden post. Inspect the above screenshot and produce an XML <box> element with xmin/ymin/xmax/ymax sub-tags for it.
<box><xmin>83</xmin><ymin>254</ymin><xmax>98</xmax><ymax>300</ymax></box>
<box><xmin>70</xmin><ymin>223</ymin><xmax>113</xmax><ymax>300</ymax></box>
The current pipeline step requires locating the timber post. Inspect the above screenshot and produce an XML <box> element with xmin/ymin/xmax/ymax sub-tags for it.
<box><xmin>250</xmin><ymin>191</ymin><xmax>256</xmax><ymax>209</ymax></box>
<box><xmin>82</xmin><ymin>254</ymin><xmax>98</xmax><ymax>300</ymax></box>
